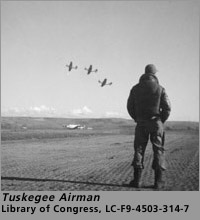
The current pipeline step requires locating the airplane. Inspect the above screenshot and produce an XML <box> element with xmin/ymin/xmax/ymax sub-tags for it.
<box><xmin>66</xmin><ymin>61</ymin><xmax>78</xmax><ymax>71</ymax></box>
<box><xmin>98</xmin><ymin>78</ymin><xmax>112</xmax><ymax>87</ymax></box>
<box><xmin>63</xmin><ymin>124</ymin><xmax>84</xmax><ymax>129</ymax></box>
<box><xmin>84</xmin><ymin>65</ymin><xmax>98</xmax><ymax>75</ymax></box>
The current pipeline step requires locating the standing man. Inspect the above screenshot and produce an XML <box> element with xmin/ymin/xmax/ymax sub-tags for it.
<box><xmin>127</xmin><ymin>64</ymin><xmax>171</xmax><ymax>189</ymax></box>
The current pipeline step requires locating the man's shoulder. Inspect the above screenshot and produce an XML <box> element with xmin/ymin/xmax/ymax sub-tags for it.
<box><xmin>158</xmin><ymin>85</ymin><xmax>166</xmax><ymax>92</ymax></box>
<box><xmin>139</xmin><ymin>73</ymin><xmax>159</xmax><ymax>83</ymax></box>
<box><xmin>130</xmin><ymin>83</ymin><xmax>140</xmax><ymax>92</ymax></box>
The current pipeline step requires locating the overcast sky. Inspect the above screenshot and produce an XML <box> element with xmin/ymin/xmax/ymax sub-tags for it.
<box><xmin>1</xmin><ymin>1</ymin><xmax>199</xmax><ymax>121</ymax></box>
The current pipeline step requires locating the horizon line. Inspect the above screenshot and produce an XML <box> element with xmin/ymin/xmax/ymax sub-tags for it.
<box><xmin>1</xmin><ymin>115</ymin><xmax>199</xmax><ymax>123</ymax></box>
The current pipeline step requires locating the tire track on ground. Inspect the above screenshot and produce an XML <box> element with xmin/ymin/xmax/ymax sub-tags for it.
<box><xmin>1</xmin><ymin>132</ymin><xmax>198</xmax><ymax>191</ymax></box>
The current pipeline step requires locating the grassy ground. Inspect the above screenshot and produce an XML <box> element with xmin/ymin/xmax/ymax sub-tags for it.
<box><xmin>1</xmin><ymin>117</ymin><xmax>199</xmax><ymax>191</ymax></box>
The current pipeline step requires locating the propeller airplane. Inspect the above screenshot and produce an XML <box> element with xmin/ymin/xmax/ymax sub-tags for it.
<box><xmin>98</xmin><ymin>78</ymin><xmax>112</xmax><ymax>87</ymax></box>
<box><xmin>84</xmin><ymin>65</ymin><xmax>98</xmax><ymax>75</ymax></box>
<box><xmin>66</xmin><ymin>61</ymin><xmax>78</xmax><ymax>71</ymax></box>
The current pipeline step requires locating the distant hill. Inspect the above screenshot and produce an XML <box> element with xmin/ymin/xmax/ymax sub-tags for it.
<box><xmin>1</xmin><ymin>117</ymin><xmax>132</xmax><ymax>130</ymax></box>
<box><xmin>1</xmin><ymin>116</ymin><xmax>199</xmax><ymax>131</ymax></box>
<box><xmin>1</xmin><ymin>117</ymin><xmax>198</xmax><ymax>141</ymax></box>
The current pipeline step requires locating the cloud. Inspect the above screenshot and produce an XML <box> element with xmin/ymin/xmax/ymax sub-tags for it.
<box><xmin>2</xmin><ymin>105</ymin><xmax>93</xmax><ymax>118</ymax></box>
<box><xmin>29</xmin><ymin>105</ymin><xmax>56</xmax><ymax>114</ymax></box>
<box><xmin>71</xmin><ymin>106</ymin><xmax>93</xmax><ymax>117</ymax></box>
<box><xmin>105</xmin><ymin>111</ymin><xmax>126</xmax><ymax>118</ymax></box>
<box><xmin>2</xmin><ymin>105</ymin><xmax>56</xmax><ymax>117</ymax></box>
<box><xmin>1</xmin><ymin>106</ymin><xmax>129</xmax><ymax>119</ymax></box>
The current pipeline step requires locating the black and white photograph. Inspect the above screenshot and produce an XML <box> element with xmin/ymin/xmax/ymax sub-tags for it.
<box><xmin>1</xmin><ymin>0</ymin><xmax>199</xmax><ymax>194</ymax></box>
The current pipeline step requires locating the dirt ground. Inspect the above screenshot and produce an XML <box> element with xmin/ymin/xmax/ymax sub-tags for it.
<box><xmin>1</xmin><ymin>130</ymin><xmax>199</xmax><ymax>191</ymax></box>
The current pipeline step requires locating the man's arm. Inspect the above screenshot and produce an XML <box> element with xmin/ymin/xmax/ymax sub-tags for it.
<box><xmin>127</xmin><ymin>89</ymin><xmax>136</xmax><ymax>121</ymax></box>
<box><xmin>160</xmin><ymin>88</ymin><xmax>171</xmax><ymax>123</ymax></box>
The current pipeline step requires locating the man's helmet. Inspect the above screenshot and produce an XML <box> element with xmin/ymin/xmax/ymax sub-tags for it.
<box><xmin>145</xmin><ymin>64</ymin><xmax>158</xmax><ymax>74</ymax></box>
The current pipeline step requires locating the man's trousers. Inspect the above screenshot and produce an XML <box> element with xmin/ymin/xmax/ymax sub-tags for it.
<box><xmin>132</xmin><ymin>119</ymin><xmax>166</xmax><ymax>171</ymax></box>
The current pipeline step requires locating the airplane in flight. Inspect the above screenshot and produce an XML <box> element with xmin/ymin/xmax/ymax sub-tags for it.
<box><xmin>98</xmin><ymin>78</ymin><xmax>112</xmax><ymax>87</ymax></box>
<box><xmin>84</xmin><ymin>65</ymin><xmax>98</xmax><ymax>75</ymax></box>
<box><xmin>66</xmin><ymin>61</ymin><xmax>78</xmax><ymax>71</ymax></box>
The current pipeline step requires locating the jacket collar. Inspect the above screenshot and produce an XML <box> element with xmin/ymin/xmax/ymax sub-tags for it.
<box><xmin>139</xmin><ymin>73</ymin><xmax>159</xmax><ymax>84</ymax></box>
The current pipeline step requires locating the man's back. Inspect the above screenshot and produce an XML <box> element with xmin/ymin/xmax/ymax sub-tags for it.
<box><xmin>127</xmin><ymin>72</ymin><xmax>171</xmax><ymax>123</ymax></box>
<box><xmin>132</xmin><ymin>75</ymin><xmax>162</xmax><ymax>121</ymax></box>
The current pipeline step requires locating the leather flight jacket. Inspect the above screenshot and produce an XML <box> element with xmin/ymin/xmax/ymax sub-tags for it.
<box><xmin>127</xmin><ymin>73</ymin><xmax>171</xmax><ymax>123</ymax></box>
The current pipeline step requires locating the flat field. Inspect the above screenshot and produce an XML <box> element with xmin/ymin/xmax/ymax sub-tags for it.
<box><xmin>1</xmin><ymin>117</ymin><xmax>199</xmax><ymax>191</ymax></box>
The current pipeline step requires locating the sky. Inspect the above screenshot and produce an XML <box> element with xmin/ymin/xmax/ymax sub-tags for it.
<box><xmin>1</xmin><ymin>1</ymin><xmax>199</xmax><ymax>121</ymax></box>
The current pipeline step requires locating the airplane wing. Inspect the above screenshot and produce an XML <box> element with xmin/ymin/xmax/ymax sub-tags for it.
<box><xmin>66</xmin><ymin>124</ymin><xmax>80</xmax><ymax>129</ymax></box>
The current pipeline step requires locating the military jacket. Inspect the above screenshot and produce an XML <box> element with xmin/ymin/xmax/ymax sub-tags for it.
<box><xmin>127</xmin><ymin>73</ymin><xmax>171</xmax><ymax>123</ymax></box>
